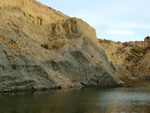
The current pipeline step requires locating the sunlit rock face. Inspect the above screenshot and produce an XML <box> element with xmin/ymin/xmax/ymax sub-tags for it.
<box><xmin>99</xmin><ymin>37</ymin><xmax>150</xmax><ymax>79</ymax></box>
<box><xmin>0</xmin><ymin>0</ymin><xmax>123</xmax><ymax>92</ymax></box>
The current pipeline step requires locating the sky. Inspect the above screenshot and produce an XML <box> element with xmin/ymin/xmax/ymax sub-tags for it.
<box><xmin>36</xmin><ymin>0</ymin><xmax>150</xmax><ymax>42</ymax></box>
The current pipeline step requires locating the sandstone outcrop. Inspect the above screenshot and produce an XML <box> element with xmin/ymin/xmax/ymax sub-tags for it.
<box><xmin>0</xmin><ymin>0</ymin><xmax>123</xmax><ymax>92</ymax></box>
<box><xmin>99</xmin><ymin>37</ymin><xmax>150</xmax><ymax>79</ymax></box>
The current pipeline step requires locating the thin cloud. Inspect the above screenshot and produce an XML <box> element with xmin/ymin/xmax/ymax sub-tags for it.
<box><xmin>106</xmin><ymin>30</ymin><xmax>135</xmax><ymax>36</ymax></box>
<box><xmin>122</xmin><ymin>24</ymin><xmax>150</xmax><ymax>29</ymax></box>
<box><xmin>37</xmin><ymin>0</ymin><xmax>150</xmax><ymax>41</ymax></box>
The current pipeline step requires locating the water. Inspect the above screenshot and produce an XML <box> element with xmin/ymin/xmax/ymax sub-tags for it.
<box><xmin>0</xmin><ymin>81</ymin><xmax>150</xmax><ymax>113</ymax></box>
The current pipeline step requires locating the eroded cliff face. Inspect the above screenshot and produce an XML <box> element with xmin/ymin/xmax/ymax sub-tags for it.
<box><xmin>0</xmin><ymin>0</ymin><xmax>123</xmax><ymax>92</ymax></box>
<box><xmin>99</xmin><ymin>37</ymin><xmax>150</xmax><ymax>79</ymax></box>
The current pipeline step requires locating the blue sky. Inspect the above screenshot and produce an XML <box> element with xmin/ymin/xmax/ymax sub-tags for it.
<box><xmin>36</xmin><ymin>0</ymin><xmax>150</xmax><ymax>42</ymax></box>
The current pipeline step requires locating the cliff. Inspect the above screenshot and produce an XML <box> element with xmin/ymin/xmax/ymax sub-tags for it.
<box><xmin>99</xmin><ymin>37</ymin><xmax>150</xmax><ymax>79</ymax></box>
<box><xmin>0</xmin><ymin>0</ymin><xmax>123</xmax><ymax>92</ymax></box>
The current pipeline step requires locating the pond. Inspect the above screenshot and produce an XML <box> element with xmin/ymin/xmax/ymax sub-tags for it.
<box><xmin>0</xmin><ymin>81</ymin><xmax>150</xmax><ymax>113</ymax></box>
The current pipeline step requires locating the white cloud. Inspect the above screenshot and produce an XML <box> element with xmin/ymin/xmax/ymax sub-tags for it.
<box><xmin>97</xmin><ymin>35</ymin><xmax>144</xmax><ymax>42</ymax></box>
<box><xmin>106</xmin><ymin>30</ymin><xmax>135</xmax><ymax>36</ymax></box>
<box><xmin>122</xmin><ymin>24</ymin><xmax>150</xmax><ymax>29</ymax></box>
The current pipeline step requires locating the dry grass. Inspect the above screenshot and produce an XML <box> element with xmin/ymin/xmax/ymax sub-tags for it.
<box><xmin>132</xmin><ymin>47</ymin><xmax>146</xmax><ymax>54</ymax></box>
<box><xmin>126</xmin><ymin>47</ymin><xmax>146</xmax><ymax>61</ymax></box>
<box><xmin>51</xmin><ymin>40</ymin><xmax>65</xmax><ymax>50</ymax></box>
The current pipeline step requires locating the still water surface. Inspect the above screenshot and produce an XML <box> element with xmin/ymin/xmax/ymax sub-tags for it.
<box><xmin>0</xmin><ymin>81</ymin><xmax>150</xmax><ymax>113</ymax></box>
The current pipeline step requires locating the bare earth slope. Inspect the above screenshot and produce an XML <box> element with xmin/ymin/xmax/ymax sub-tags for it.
<box><xmin>0</xmin><ymin>0</ymin><xmax>123</xmax><ymax>92</ymax></box>
<box><xmin>99</xmin><ymin>37</ymin><xmax>150</xmax><ymax>79</ymax></box>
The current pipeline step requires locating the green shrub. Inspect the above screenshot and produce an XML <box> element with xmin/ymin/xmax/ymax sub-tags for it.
<box><xmin>41</xmin><ymin>44</ymin><xmax>49</xmax><ymax>49</ymax></box>
<box><xmin>11</xmin><ymin>40</ymin><xmax>16</xmax><ymax>44</ymax></box>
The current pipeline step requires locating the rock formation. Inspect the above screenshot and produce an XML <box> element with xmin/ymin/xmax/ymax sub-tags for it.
<box><xmin>0</xmin><ymin>0</ymin><xmax>123</xmax><ymax>92</ymax></box>
<box><xmin>99</xmin><ymin>37</ymin><xmax>150</xmax><ymax>79</ymax></box>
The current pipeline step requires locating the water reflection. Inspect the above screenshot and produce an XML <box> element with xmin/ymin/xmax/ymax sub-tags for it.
<box><xmin>0</xmin><ymin>82</ymin><xmax>150</xmax><ymax>113</ymax></box>
<box><xmin>97</xmin><ymin>87</ymin><xmax>150</xmax><ymax>113</ymax></box>
<box><xmin>0</xmin><ymin>88</ymin><xmax>102</xmax><ymax>113</ymax></box>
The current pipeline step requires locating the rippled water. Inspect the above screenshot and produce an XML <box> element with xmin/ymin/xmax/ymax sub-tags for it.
<box><xmin>1</xmin><ymin>81</ymin><xmax>150</xmax><ymax>113</ymax></box>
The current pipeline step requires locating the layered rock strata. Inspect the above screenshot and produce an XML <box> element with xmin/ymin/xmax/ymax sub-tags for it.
<box><xmin>99</xmin><ymin>37</ymin><xmax>150</xmax><ymax>79</ymax></box>
<box><xmin>0</xmin><ymin>0</ymin><xmax>123</xmax><ymax>92</ymax></box>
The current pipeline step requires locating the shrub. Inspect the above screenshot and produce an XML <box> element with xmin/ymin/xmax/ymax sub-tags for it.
<box><xmin>11</xmin><ymin>40</ymin><xmax>16</xmax><ymax>44</ymax></box>
<box><xmin>11</xmin><ymin>64</ymin><xmax>17</xmax><ymax>70</ymax></box>
<box><xmin>145</xmin><ymin>36</ymin><xmax>150</xmax><ymax>40</ymax></box>
<box><xmin>41</xmin><ymin>44</ymin><xmax>49</xmax><ymax>49</ymax></box>
<box><xmin>50</xmin><ymin>59</ymin><xmax>56</xmax><ymax>64</ymax></box>
<box><xmin>99</xmin><ymin>61</ymin><xmax>102</xmax><ymax>64</ymax></box>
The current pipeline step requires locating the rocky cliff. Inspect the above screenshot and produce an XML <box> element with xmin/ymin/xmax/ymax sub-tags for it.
<box><xmin>99</xmin><ymin>37</ymin><xmax>150</xmax><ymax>79</ymax></box>
<box><xmin>0</xmin><ymin>0</ymin><xmax>123</xmax><ymax>92</ymax></box>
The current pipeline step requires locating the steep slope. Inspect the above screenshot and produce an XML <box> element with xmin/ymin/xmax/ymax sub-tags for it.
<box><xmin>99</xmin><ymin>37</ymin><xmax>150</xmax><ymax>79</ymax></box>
<box><xmin>0</xmin><ymin>0</ymin><xmax>68</xmax><ymax>24</ymax></box>
<box><xmin>0</xmin><ymin>0</ymin><xmax>123</xmax><ymax>92</ymax></box>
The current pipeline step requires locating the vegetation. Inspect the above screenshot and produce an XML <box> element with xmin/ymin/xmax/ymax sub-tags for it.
<box><xmin>131</xmin><ymin>47</ymin><xmax>146</xmax><ymax>54</ymax></box>
<box><xmin>10</xmin><ymin>40</ymin><xmax>16</xmax><ymax>45</ymax></box>
<box><xmin>145</xmin><ymin>36</ymin><xmax>150</xmax><ymax>40</ymax></box>
<box><xmin>41</xmin><ymin>44</ymin><xmax>49</xmax><ymax>49</ymax></box>
<box><xmin>51</xmin><ymin>40</ymin><xmax>65</xmax><ymax>50</ymax></box>
<box><xmin>29</xmin><ymin>14</ymin><xmax>32</xmax><ymax>17</ymax></box>
<box><xmin>11</xmin><ymin>64</ymin><xmax>17</xmax><ymax>70</ymax></box>
<box><xmin>126</xmin><ymin>47</ymin><xmax>146</xmax><ymax>61</ymax></box>
<box><xmin>51</xmin><ymin>45</ymin><xmax>58</xmax><ymax>50</ymax></box>
<box><xmin>99</xmin><ymin>61</ymin><xmax>102</xmax><ymax>64</ymax></box>
<box><xmin>50</xmin><ymin>59</ymin><xmax>56</xmax><ymax>64</ymax></box>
